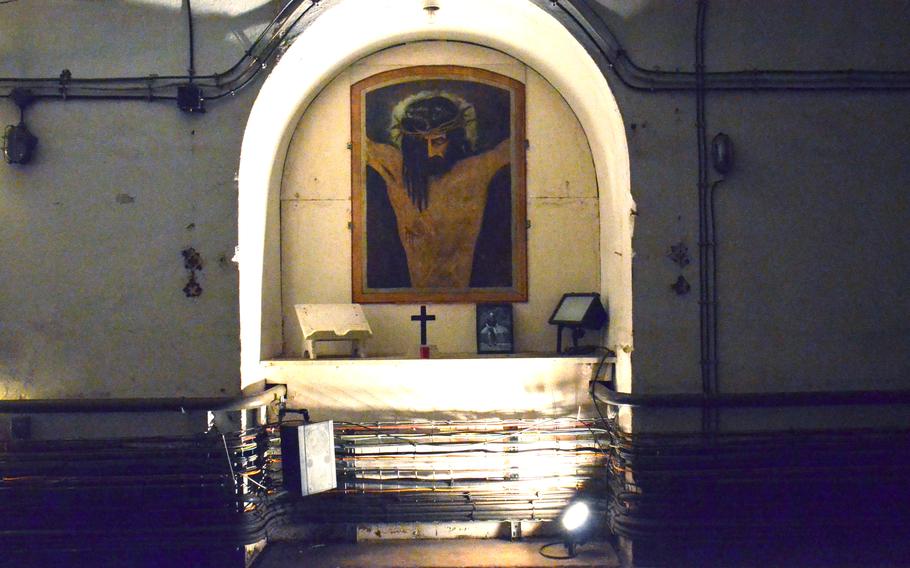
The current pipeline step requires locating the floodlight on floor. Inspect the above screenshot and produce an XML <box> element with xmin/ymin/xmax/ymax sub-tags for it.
<box><xmin>558</xmin><ymin>499</ymin><xmax>594</xmax><ymax>557</ymax></box>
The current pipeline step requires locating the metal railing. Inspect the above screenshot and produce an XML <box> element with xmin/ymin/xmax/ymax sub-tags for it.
<box><xmin>0</xmin><ymin>384</ymin><xmax>286</xmax><ymax>413</ymax></box>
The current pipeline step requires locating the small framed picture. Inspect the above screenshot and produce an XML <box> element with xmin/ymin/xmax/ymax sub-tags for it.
<box><xmin>476</xmin><ymin>304</ymin><xmax>514</xmax><ymax>354</ymax></box>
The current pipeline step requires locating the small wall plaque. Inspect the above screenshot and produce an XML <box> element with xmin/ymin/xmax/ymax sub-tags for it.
<box><xmin>476</xmin><ymin>304</ymin><xmax>514</xmax><ymax>354</ymax></box>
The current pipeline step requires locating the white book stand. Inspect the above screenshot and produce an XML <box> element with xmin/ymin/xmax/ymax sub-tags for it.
<box><xmin>294</xmin><ymin>304</ymin><xmax>373</xmax><ymax>359</ymax></box>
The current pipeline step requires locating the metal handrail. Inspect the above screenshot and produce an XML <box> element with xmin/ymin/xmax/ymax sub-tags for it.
<box><xmin>0</xmin><ymin>384</ymin><xmax>286</xmax><ymax>413</ymax></box>
<box><xmin>592</xmin><ymin>381</ymin><xmax>910</xmax><ymax>408</ymax></box>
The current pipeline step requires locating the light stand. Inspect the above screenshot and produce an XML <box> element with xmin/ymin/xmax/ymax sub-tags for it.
<box><xmin>549</xmin><ymin>293</ymin><xmax>607</xmax><ymax>355</ymax></box>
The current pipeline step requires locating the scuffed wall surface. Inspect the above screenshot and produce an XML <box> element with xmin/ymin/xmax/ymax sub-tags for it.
<box><xmin>591</xmin><ymin>0</ymin><xmax>910</xmax><ymax>396</ymax></box>
<box><xmin>0</xmin><ymin>1</ymin><xmax>281</xmax><ymax>397</ymax></box>
<box><xmin>1</xmin><ymin>0</ymin><xmax>908</xmax><ymax>405</ymax></box>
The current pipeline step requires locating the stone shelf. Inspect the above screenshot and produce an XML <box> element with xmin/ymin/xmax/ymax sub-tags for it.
<box><xmin>263</xmin><ymin>354</ymin><xmax>614</xmax><ymax>422</ymax></box>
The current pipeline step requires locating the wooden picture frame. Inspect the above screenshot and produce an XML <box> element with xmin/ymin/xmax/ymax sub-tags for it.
<box><xmin>351</xmin><ymin>66</ymin><xmax>527</xmax><ymax>304</ymax></box>
<box><xmin>476</xmin><ymin>304</ymin><xmax>514</xmax><ymax>354</ymax></box>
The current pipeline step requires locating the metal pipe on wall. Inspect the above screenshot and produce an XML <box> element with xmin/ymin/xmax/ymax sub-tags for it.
<box><xmin>0</xmin><ymin>0</ymin><xmax>317</xmax><ymax>103</ymax></box>
<box><xmin>694</xmin><ymin>0</ymin><xmax>716</xmax><ymax>435</ymax></box>
<box><xmin>551</xmin><ymin>0</ymin><xmax>910</xmax><ymax>92</ymax></box>
<box><xmin>591</xmin><ymin>380</ymin><xmax>910</xmax><ymax>409</ymax></box>
<box><xmin>0</xmin><ymin>384</ymin><xmax>286</xmax><ymax>413</ymax></box>
<box><xmin>2</xmin><ymin>0</ymin><xmax>910</xmax><ymax>106</ymax></box>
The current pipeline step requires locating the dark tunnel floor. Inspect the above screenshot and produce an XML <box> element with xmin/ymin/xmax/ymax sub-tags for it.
<box><xmin>252</xmin><ymin>538</ymin><xmax>619</xmax><ymax>568</ymax></box>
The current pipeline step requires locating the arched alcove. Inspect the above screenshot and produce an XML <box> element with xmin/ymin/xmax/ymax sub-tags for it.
<box><xmin>238</xmin><ymin>0</ymin><xmax>634</xmax><ymax>395</ymax></box>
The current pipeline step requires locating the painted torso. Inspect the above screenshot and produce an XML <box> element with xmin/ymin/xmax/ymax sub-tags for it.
<box><xmin>367</xmin><ymin>139</ymin><xmax>510</xmax><ymax>288</ymax></box>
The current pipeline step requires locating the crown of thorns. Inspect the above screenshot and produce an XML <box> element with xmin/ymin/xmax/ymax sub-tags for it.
<box><xmin>389</xmin><ymin>91</ymin><xmax>477</xmax><ymax>150</ymax></box>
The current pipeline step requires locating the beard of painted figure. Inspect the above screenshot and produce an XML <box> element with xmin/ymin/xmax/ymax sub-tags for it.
<box><xmin>399</xmin><ymin>96</ymin><xmax>471</xmax><ymax>211</ymax></box>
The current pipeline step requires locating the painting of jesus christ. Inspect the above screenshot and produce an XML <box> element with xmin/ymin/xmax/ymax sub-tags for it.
<box><xmin>351</xmin><ymin>66</ymin><xmax>527</xmax><ymax>304</ymax></box>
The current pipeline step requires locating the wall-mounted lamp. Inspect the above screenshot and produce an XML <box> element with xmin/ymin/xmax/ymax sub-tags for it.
<box><xmin>711</xmin><ymin>132</ymin><xmax>733</xmax><ymax>174</ymax></box>
<box><xmin>422</xmin><ymin>0</ymin><xmax>440</xmax><ymax>21</ymax></box>
<box><xmin>548</xmin><ymin>292</ymin><xmax>607</xmax><ymax>355</ymax></box>
<box><xmin>3</xmin><ymin>89</ymin><xmax>38</xmax><ymax>165</ymax></box>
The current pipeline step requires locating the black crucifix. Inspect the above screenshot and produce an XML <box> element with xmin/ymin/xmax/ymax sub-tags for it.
<box><xmin>410</xmin><ymin>305</ymin><xmax>436</xmax><ymax>345</ymax></box>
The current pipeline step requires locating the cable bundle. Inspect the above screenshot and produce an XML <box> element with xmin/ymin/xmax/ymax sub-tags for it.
<box><xmin>281</xmin><ymin>418</ymin><xmax>609</xmax><ymax>523</ymax></box>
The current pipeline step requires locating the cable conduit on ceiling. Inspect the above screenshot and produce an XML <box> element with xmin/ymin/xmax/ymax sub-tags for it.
<box><xmin>0</xmin><ymin>0</ymin><xmax>908</xmax><ymax>105</ymax></box>
<box><xmin>186</xmin><ymin>0</ymin><xmax>196</xmax><ymax>80</ymax></box>
<box><xmin>553</xmin><ymin>0</ymin><xmax>910</xmax><ymax>91</ymax></box>
<box><xmin>0</xmin><ymin>0</ymin><xmax>319</xmax><ymax>103</ymax></box>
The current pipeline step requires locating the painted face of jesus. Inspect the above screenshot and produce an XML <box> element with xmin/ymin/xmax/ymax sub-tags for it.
<box><xmin>425</xmin><ymin>133</ymin><xmax>450</xmax><ymax>159</ymax></box>
<box><xmin>399</xmin><ymin>96</ymin><xmax>470</xmax><ymax>210</ymax></box>
<box><xmin>402</xmin><ymin>96</ymin><xmax>461</xmax><ymax>166</ymax></box>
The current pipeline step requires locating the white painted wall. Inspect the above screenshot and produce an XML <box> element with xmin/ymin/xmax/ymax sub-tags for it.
<box><xmin>0</xmin><ymin>1</ymin><xmax>280</xmax><ymax>399</ymax></box>
<box><xmin>279</xmin><ymin>42</ymin><xmax>600</xmax><ymax>357</ymax></box>
<box><xmin>237</xmin><ymin>0</ymin><xmax>633</xmax><ymax>394</ymax></box>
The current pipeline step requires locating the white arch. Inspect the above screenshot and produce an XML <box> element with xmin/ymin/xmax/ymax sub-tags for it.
<box><xmin>237</xmin><ymin>0</ymin><xmax>634</xmax><ymax>389</ymax></box>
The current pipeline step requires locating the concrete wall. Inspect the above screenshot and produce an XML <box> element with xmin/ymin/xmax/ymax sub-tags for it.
<box><xmin>588</xmin><ymin>0</ymin><xmax>910</xmax><ymax>397</ymax></box>
<box><xmin>0</xmin><ymin>1</ymin><xmax>281</xmax><ymax>398</ymax></box>
<box><xmin>1</xmin><ymin>1</ymin><xmax>908</xmax><ymax>430</ymax></box>
<box><xmin>591</xmin><ymin>0</ymin><xmax>910</xmax><ymax>429</ymax></box>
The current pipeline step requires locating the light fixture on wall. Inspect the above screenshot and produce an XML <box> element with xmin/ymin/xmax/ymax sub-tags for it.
<box><xmin>2</xmin><ymin>89</ymin><xmax>38</xmax><ymax>165</ymax></box>
<box><xmin>548</xmin><ymin>293</ymin><xmax>607</xmax><ymax>355</ymax></box>
<box><xmin>711</xmin><ymin>132</ymin><xmax>733</xmax><ymax>174</ymax></box>
<box><xmin>422</xmin><ymin>0</ymin><xmax>440</xmax><ymax>20</ymax></box>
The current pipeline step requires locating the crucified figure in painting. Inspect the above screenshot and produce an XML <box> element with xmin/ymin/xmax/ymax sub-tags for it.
<box><xmin>365</xmin><ymin>91</ymin><xmax>511</xmax><ymax>289</ymax></box>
